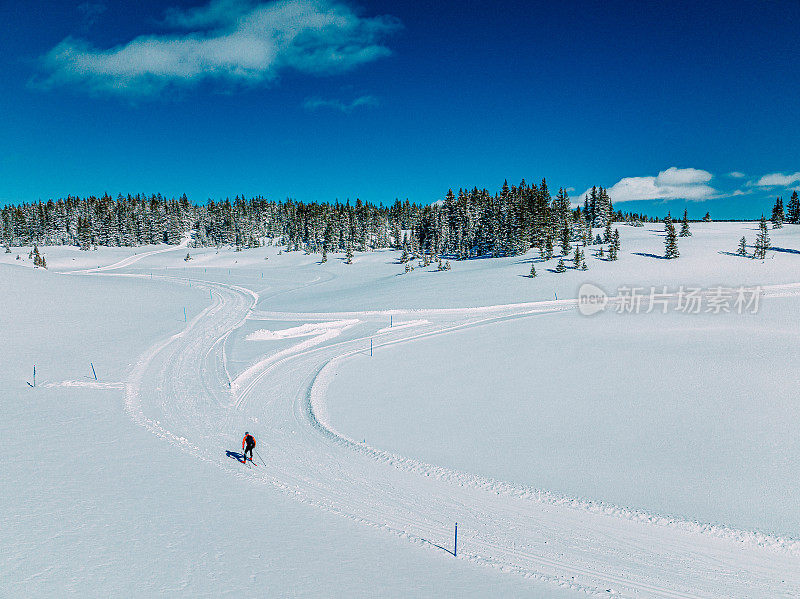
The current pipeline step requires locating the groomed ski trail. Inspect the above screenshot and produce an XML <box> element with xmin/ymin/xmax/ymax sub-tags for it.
<box><xmin>120</xmin><ymin>274</ymin><xmax>800</xmax><ymax>598</ymax></box>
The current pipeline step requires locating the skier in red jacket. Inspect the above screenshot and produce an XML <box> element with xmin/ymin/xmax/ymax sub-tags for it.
<box><xmin>242</xmin><ymin>432</ymin><xmax>256</xmax><ymax>463</ymax></box>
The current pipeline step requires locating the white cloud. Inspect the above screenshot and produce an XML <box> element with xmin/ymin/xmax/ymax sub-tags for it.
<box><xmin>580</xmin><ymin>167</ymin><xmax>717</xmax><ymax>203</ymax></box>
<box><xmin>37</xmin><ymin>0</ymin><xmax>401</xmax><ymax>95</ymax></box>
<box><xmin>654</xmin><ymin>167</ymin><xmax>712</xmax><ymax>186</ymax></box>
<box><xmin>756</xmin><ymin>172</ymin><xmax>800</xmax><ymax>187</ymax></box>
<box><xmin>304</xmin><ymin>94</ymin><xmax>378</xmax><ymax>112</ymax></box>
<box><xmin>727</xmin><ymin>171</ymin><xmax>746</xmax><ymax>178</ymax></box>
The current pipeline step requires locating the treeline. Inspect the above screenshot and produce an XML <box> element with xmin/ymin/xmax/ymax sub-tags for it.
<box><xmin>0</xmin><ymin>181</ymin><xmax>652</xmax><ymax>258</ymax></box>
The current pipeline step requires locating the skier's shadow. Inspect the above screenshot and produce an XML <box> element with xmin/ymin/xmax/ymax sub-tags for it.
<box><xmin>226</xmin><ymin>450</ymin><xmax>246</xmax><ymax>463</ymax></box>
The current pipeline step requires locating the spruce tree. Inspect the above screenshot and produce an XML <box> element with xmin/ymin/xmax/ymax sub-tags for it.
<box><xmin>754</xmin><ymin>216</ymin><xmax>770</xmax><ymax>259</ymax></box>
<box><xmin>321</xmin><ymin>246</ymin><xmax>328</xmax><ymax>263</ymax></box>
<box><xmin>612</xmin><ymin>229</ymin><xmax>621</xmax><ymax>252</ymax></box>
<box><xmin>560</xmin><ymin>225</ymin><xmax>571</xmax><ymax>256</ymax></box>
<box><xmin>702</xmin><ymin>212</ymin><xmax>711</xmax><ymax>222</ymax></box>
<box><xmin>573</xmin><ymin>245</ymin><xmax>585</xmax><ymax>269</ymax></box>
<box><xmin>345</xmin><ymin>242</ymin><xmax>353</xmax><ymax>264</ymax></box>
<box><xmin>679</xmin><ymin>209</ymin><xmax>691</xmax><ymax>237</ymax></box>
<box><xmin>555</xmin><ymin>258</ymin><xmax>566</xmax><ymax>273</ymax></box>
<box><xmin>771</xmin><ymin>197</ymin><xmax>784</xmax><ymax>229</ymax></box>
<box><xmin>545</xmin><ymin>234</ymin><xmax>554</xmax><ymax>259</ymax></box>
<box><xmin>664</xmin><ymin>214</ymin><xmax>679</xmax><ymax>259</ymax></box>
<box><xmin>737</xmin><ymin>236</ymin><xmax>747</xmax><ymax>256</ymax></box>
<box><xmin>528</xmin><ymin>263</ymin><xmax>537</xmax><ymax>278</ymax></box>
<box><xmin>786</xmin><ymin>191</ymin><xmax>800</xmax><ymax>224</ymax></box>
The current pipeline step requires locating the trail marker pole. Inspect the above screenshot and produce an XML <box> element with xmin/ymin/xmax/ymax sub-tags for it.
<box><xmin>390</xmin><ymin>315</ymin><xmax>393</xmax><ymax>328</ymax></box>
<box><xmin>370</xmin><ymin>339</ymin><xmax>373</xmax><ymax>357</ymax></box>
<box><xmin>184</xmin><ymin>307</ymin><xmax>187</xmax><ymax>322</ymax></box>
<box><xmin>33</xmin><ymin>365</ymin><xmax>36</xmax><ymax>388</ymax></box>
<box><xmin>454</xmin><ymin>523</ymin><xmax>458</xmax><ymax>557</ymax></box>
<box><xmin>91</xmin><ymin>362</ymin><xmax>97</xmax><ymax>380</ymax></box>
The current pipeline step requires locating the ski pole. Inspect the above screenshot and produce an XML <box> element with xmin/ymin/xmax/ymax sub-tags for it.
<box><xmin>256</xmin><ymin>449</ymin><xmax>266</xmax><ymax>465</ymax></box>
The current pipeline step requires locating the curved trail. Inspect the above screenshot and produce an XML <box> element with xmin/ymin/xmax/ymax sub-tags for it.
<box><xmin>118</xmin><ymin>272</ymin><xmax>800</xmax><ymax>598</ymax></box>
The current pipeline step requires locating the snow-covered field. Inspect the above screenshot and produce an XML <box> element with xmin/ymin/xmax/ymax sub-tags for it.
<box><xmin>2</xmin><ymin>222</ymin><xmax>800</xmax><ymax>597</ymax></box>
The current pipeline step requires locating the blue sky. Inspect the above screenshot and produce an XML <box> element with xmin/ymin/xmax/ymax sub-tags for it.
<box><xmin>1</xmin><ymin>0</ymin><xmax>798</xmax><ymax>218</ymax></box>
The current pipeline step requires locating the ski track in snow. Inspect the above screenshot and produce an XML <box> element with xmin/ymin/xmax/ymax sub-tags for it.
<box><xmin>80</xmin><ymin>265</ymin><xmax>800</xmax><ymax>598</ymax></box>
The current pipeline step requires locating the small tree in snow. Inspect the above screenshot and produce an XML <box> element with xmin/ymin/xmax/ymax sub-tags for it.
<box><xmin>528</xmin><ymin>263</ymin><xmax>537</xmax><ymax>278</ymax></box>
<box><xmin>753</xmin><ymin>216</ymin><xmax>770</xmax><ymax>259</ymax></box>
<box><xmin>771</xmin><ymin>197</ymin><xmax>784</xmax><ymax>229</ymax></box>
<box><xmin>679</xmin><ymin>209</ymin><xmax>691</xmax><ymax>237</ymax></box>
<box><xmin>560</xmin><ymin>225</ymin><xmax>571</xmax><ymax>256</ymax></box>
<box><xmin>664</xmin><ymin>214</ymin><xmax>679</xmax><ymax>259</ymax></box>
<box><xmin>737</xmin><ymin>236</ymin><xmax>748</xmax><ymax>256</ymax></box>
<box><xmin>555</xmin><ymin>258</ymin><xmax>566</xmax><ymax>273</ymax></box>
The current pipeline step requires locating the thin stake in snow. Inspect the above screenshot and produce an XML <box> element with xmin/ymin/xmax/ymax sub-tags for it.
<box><xmin>27</xmin><ymin>365</ymin><xmax>36</xmax><ymax>388</ymax></box>
<box><xmin>184</xmin><ymin>307</ymin><xmax>187</xmax><ymax>322</ymax></box>
<box><xmin>91</xmin><ymin>362</ymin><xmax>97</xmax><ymax>381</ymax></box>
<box><xmin>390</xmin><ymin>315</ymin><xmax>393</xmax><ymax>328</ymax></box>
<box><xmin>370</xmin><ymin>339</ymin><xmax>373</xmax><ymax>357</ymax></box>
<box><xmin>454</xmin><ymin>522</ymin><xmax>458</xmax><ymax>557</ymax></box>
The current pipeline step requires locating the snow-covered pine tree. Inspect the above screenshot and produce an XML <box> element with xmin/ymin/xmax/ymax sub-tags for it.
<box><xmin>545</xmin><ymin>234</ymin><xmax>554</xmax><ymax>259</ymax></box>
<box><xmin>528</xmin><ymin>263</ymin><xmax>536</xmax><ymax>278</ymax></box>
<box><xmin>771</xmin><ymin>197</ymin><xmax>784</xmax><ymax>229</ymax></box>
<box><xmin>345</xmin><ymin>241</ymin><xmax>353</xmax><ymax>264</ymax></box>
<box><xmin>679</xmin><ymin>209</ymin><xmax>691</xmax><ymax>237</ymax></box>
<box><xmin>555</xmin><ymin>258</ymin><xmax>566</xmax><ymax>272</ymax></box>
<box><xmin>573</xmin><ymin>245</ymin><xmax>584</xmax><ymax>269</ymax></box>
<box><xmin>598</xmin><ymin>247</ymin><xmax>604</xmax><ymax>259</ymax></box>
<box><xmin>321</xmin><ymin>246</ymin><xmax>328</xmax><ymax>263</ymax></box>
<box><xmin>787</xmin><ymin>191</ymin><xmax>800</xmax><ymax>224</ymax></box>
<box><xmin>753</xmin><ymin>215</ymin><xmax>770</xmax><ymax>259</ymax></box>
<box><xmin>702</xmin><ymin>212</ymin><xmax>711</xmax><ymax>222</ymax></box>
<box><xmin>603</xmin><ymin>219</ymin><xmax>612</xmax><ymax>243</ymax></box>
<box><xmin>612</xmin><ymin>229</ymin><xmax>621</xmax><ymax>252</ymax></box>
<box><xmin>664</xmin><ymin>214</ymin><xmax>679</xmax><ymax>259</ymax></box>
<box><xmin>737</xmin><ymin>236</ymin><xmax>747</xmax><ymax>256</ymax></box>
<box><xmin>560</xmin><ymin>225</ymin><xmax>571</xmax><ymax>256</ymax></box>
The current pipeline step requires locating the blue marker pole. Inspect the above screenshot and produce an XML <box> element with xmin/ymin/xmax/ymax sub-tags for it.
<box><xmin>390</xmin><ymin>315</ymin><xmax>393</xmax><ymax>328</ymax></box>
<box><xmin>454</xmin><ymin>523</ymin><xmax>458</xmax><ymax>557</ymax></box>
<box><xmin>370</xmin><ymin>339</ymin><xmax>373</xmax><ymax>357</ymax></box>
<box><xmin>33</xmin><ymin>365</ymin><xmax>36</xmax><ymax>388</ymax></box>
<box><xmin>184</xmin><ymin>307</ymin><xmax>187</xmax><ymax>322</ymax></box>
<box><xmin>91</xmin><ymin>362</ymin><xmax>97</xmax><ymax>380</ymax></box>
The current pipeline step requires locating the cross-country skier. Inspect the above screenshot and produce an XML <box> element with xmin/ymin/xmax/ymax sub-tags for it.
<box><xmin>242</xmin><ymin>432</ymin><xmax>256</xmax><ymax>462</ymax></box>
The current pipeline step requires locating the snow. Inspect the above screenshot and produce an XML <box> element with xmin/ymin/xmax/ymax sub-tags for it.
<box><xmin>3</xmin><ymin>222</ymin><xmax>800</xmax><ymax>597</ymax></box>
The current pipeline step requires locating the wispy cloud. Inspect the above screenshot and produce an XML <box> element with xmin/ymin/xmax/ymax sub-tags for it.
<box><xmin>304</xmin><ymin>94</ymin><xmax>378</xmax><ymax>112</ymax></box>
<box><xmin>77</xmin><ymin>2</ymin><xmax>107</xmax><ymax>31</ymax></box>
<box><xmin>35</xmin><ymin>0</ymin><xmax>401</xmax><ymax>95</ymax></box>
<box><xmin>581</xmin><ymin>167</ymin><xmax>718</xmax><ymax>203</ymax></box>
<box><xmin>727</xmin><ymin>171</ymin><xmax>746</xmax><ymax>178</ymax></box>
<box><xmin>755</xmin><ymin>171</ymin><xmax>800</xmax><ymax>187</ymax></box>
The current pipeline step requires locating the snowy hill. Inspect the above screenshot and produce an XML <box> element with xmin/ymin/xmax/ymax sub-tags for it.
<box><xmin>3</xmin><ymin>221</ymin><xmax>800</xmax><ymax>597</ymax></box>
